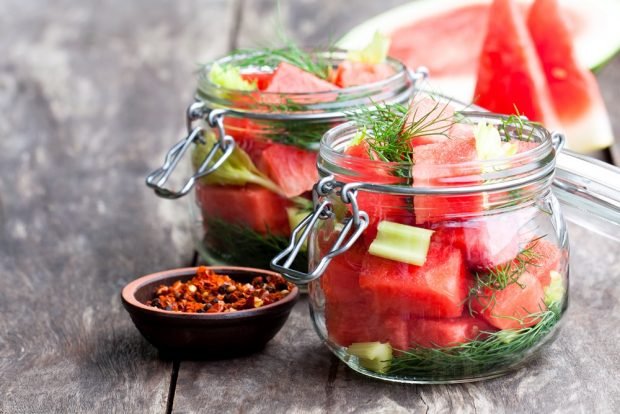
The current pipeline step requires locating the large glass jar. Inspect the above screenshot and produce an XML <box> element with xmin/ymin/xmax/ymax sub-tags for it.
<box><xmin>146</xmin><ymin>51</ymin><xmax>417</xmax><ymax>270</ymax></box>
<box><xmin>273</xmin><ymin>112</ymin><xmax>573</xmax><ymax>383</ymax></box>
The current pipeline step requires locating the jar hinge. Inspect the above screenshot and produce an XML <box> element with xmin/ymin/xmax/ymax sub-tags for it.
<box><xmin>271</xmin><ymin>176</ymin><xmax>369</xmax><ymax>284</ymax></box>
<box><xmin>145</xmin><ymin>103</ymin><xmax>235</xmax><ymax>199</ymax></box>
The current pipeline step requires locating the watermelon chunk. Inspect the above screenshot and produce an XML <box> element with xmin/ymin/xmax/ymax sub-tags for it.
<box><xmin>320</xmin><ymin>235</ymin><xmax>369</xmax><ymax>305</ymax></box>
<box><xmin>195</xmin><ymin>183</ymin><xmax>290</xmax><ymax>236</ymax></box>
<box><xmin>325</xmin><ymin>302</ymin><xmax>377</xmax><ymax>346</ymax></box>
<box><xmin>412</xmin><ymin>137</ymin><xmax>484</xmax><ymax>224</ymax></box>
<box><xmin>473</xmin><ymin>0</ymin><xmax>560</xmax><ymax>129</ymax></box>
<box><xmin>260</xmin><ymin>144</ymin><xmax>318</xmax><ymax>198</ymax></box>
<box><xmin>331</xmin><ymin>61</ymin><xmax>395</xmax><ymax>88</ymax></box>
<box><xmin>407</xmin><ymin>97</ymin><xmax>456</xmax><ymax>147</ymax></box>
<box><xmin>409</xmin><ymin>316</ymin><xmax>495</xmax><ymax>348</ymax></box>
<box><xmin>377</xmin><ymin>315</ymin><xmax>410</xmax><ymax>351</ymax></box>
<box><xmin>473</xmin><ymin>272</ymin><xmax>546</xmax><ymax>330</ymax></box>
<box><xmin>262</xmin><ymin>62</ymin><xmax>339</xmax><ymax>104</ymax></box>
<box><xmin>527</xmin><ymin>0</ymin><xmax>614</xmax><ymax>152</ymax></box>
<box><xmin>524</xmin><ymin>238</ymin><xmax>562</xmax><ymax>287</ymax></box>
<box><xmin>359</xmin><ymin>229</ymin><xmax>468</xmax><ymax>318</ymax></box>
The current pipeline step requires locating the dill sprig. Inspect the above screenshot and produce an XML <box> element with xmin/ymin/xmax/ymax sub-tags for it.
<box><xmin>498</xmin><ymin>107</ymin><xmax>541</xmax><ymax>143</ymax></box>
<box><xmin>204</xmin><ymin>218</ymin><xmax>307</xmax><ymax>271</ymax></box>
<box><xmin>347</xmin><ymin>99</ymin><xmax>456</xmax><ymax>163</ymax></box>
<box><xmin>229</xmin><ymin>44</ymin><xmax>332</xmax><ymax>80</ymax></box>
<box><xmin>258</xmin><ymin>118</ymin><xmax>330</xmax><ymax>150</ymax></box>
<box><xmin>388</xmin><ymin>303</ymin><xmax>562</xmax><ymax>378</ymax></box>
<box><xmin>467</xmin><ymin>238</ymin><xmax>543</xmax><ymax>314</ymax></box>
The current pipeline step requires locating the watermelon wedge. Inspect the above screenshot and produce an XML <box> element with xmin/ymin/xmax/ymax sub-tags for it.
<box><xmin>325</xmin><ymin>302</ymin><xmax>377</xmax><ymax>346</ymax></box>
<box><xmin>195</xmin><ymin>183</ymin><xmax>290</xmax><ymax>236</ymax></box>
<box><xmin>260</xmin><ymin>144</ymin><xmax>318</xmax><ymax>198</ymax></box>
<box><xmin>523</xmin><ymin>238</ymin><xmax>562</xmax><ymax>287</ymax></box>
<box><xmin>473</xmin><ymin>0</ymin><xmax>560</xmax><ymax>129</ymax></box>
<box><xmin>338</xmin><ymin>0</ymin><xmax>620</xmax><ymax>102</ymax></box>
<box><xmin>527</xmin><ymin>0</ymin><xmax>614</xmax><ymax>152</ymax></box>
<box><xmin>359</xmin><ymin>229</ymin><xmax>469</xmax><ymax>318</ymax></box>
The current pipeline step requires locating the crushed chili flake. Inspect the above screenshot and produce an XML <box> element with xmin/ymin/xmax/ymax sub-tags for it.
<box><xmin>147</xmin><ymin>266</ymin><xmax>295</xmax><ymax>313</ymax></box>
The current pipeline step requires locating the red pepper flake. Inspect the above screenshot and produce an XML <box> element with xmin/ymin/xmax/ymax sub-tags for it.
<box><xmin>147</xmin><ymin>266</ymin><xmax>294</xmax><ymax>313</ymax></box>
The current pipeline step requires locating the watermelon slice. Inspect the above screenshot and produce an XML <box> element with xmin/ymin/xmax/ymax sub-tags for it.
<box><xmin>320</xmin><ymin>234</ymin><xmax>369</xmax><ymax>305</ymax></box>
<box><xmin>195</xmin><ymin>183</ymin><xmax>290</xmax><ymax>236</ymax></box>
<box><xmin>331</xmin><ymin>61</ymin><xmax>395</xmax><ymax>88</ymax></box>
<box><xmin>359</xmin><ymin>229</ymin><xmax>469</xmax><ymax>318</ymax></box>
<box><xmin>409</xmin><ymin>316</ymin><xmax>495</xmax><ymax>348</ymax></box>
<box><xmin>338</xmin><ymin>0</ymin><xmax>620</xmax><ymax>102</ymax></box>
<box><xmin>527</xmin><ymin>0</ymin><xmax>614</xmax><ymax>152</ymax></box>
<box><xmin>412</xmin><ymin>137</ymin><xmax>484</xmax><ymax>223</ymax></box>
<box><xmin>260</xmin><ymin>144</ymin><xmax>318</xmax><ymax>198</ymax></box>
<box><xmin>262</xmin><ymin>62</ymin><xmax>339</xmax><ymax>104</ymax></box>
<box><xmin>472</xmin><ymin>271</ymin><xmax>546</xmax><ymax>330</ymax></box>
<box><xmin>473</xmin><ymin>0</ymin><xmax>560</xmax><ymax>129</ymax></box>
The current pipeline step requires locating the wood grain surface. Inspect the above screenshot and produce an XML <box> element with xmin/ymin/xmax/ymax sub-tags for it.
<box><xmin>1</xmin><ymin>0</ymin><xmax>619</xmax><ymax>413</ymax></box>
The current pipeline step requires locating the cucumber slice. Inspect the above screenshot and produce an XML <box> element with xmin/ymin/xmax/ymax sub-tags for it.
<box><xmin>347</xmin><ymin>342</ymin><xmax>393</xmax><ymax>374</ymax></box>
<box><xmin>368</xmin><ymin>221</ymin><xmax>434</xmax><ymax>266</ymax></box>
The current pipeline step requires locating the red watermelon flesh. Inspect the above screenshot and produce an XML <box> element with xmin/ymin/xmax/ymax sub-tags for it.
<box><xmin>524</xmin><ymin>238</ymin><xmax>562</xmax><ymax>287</ymax></box>
<box><xmin>473</xmin><ymin>0</ymin><xmax>560</xmax><ymax>129</ymax></box>
<box><xmin>260</xmin><ymin>143</ymin><xmax>318</xmax><ymax>198</ymax></box>
<box><xmin>320</xmin><ymin>235</ymin><xmax>369</xmax><ymax>305</ymax></box>
<box><xmin>407</xmin><ymin>97</ymin><xmax>456</xmax><ymax>147</ymax></box>
<box><xmin>448</xmin><ymin>209</ymin><xmax>537</xmax><ymax>271</ymax></box>
<box><xmin>527</xmin><ymin>0</ymin><xmax>614</xmax><ymax>152</ymax></box>
<box><xmin>377</xmin><ymin>315</ymin><xmax>410</xmax><ymax>351</ymax></box>
<box><xmin>359</xmin><ymin>229</ymin><xmax>468</xmax><ymax>318</ymax></box>
<box><xmin>331</xmin><ymin>61</ymin><xmax>395</xmax><ymax>88</ymax></box>
<box><xmin>262</xmin><ymin>62</ymin><xmax>339</xmax><ymax>104</ymax></box>
<box><xmin>234</xmin><ymin>133</ymin><xmax>274</xmax><ymax>167</ymax></box>
<box><xmin>325</xmin><ymin>302</ymin><xmax>377</xmax><ymax>346</ymax></box>
<box><xmin>195</xmin><ymin>183</ymin><xmax>290</xmax><ymax>236</ymax></box>
<box><xmin>241</xmin><ymin>71</ymin><xmax>275</xmax><ymax>90</ymax></box>
<box><xmin>472</xmin><ymin>272</ymin><xmax>545</xmax><ymax>330</ymax></box>
<box><xmin>409</xmin><ymin>316</ymin><xmax>495</xmax><ymax>348</ymax></box>
<box><xmin>340</xmin><ymin>142</ymin><xmax>413</xmax><ymax>243</ymax></box>
<box><xmin>412</xmin><ymin>137</ymin><xmax>484</xmax><ymax>224</ymax></box>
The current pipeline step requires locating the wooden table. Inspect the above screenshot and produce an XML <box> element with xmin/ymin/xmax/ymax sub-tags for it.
<box><xmin>2</xmin><ymin>1</ymin><xmax>620</xmax><ymax>412</ymax></box>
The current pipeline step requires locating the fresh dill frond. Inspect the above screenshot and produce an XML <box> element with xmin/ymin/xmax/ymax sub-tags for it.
<box><xmin>258</xmin><ymin>118</ymin><xmax>330</xmax><ymax>150</ymax></box>
<box><xmin>498</xmin><ymin>107</ymin><xmax>541</xmax><ymax>143</ymax></box>
<box><xmin>229</xmin><ymin>45</ymin><xmax>332</xmax><ymax>80</ymax></box>
<box><xmin>347</xmin><ymin>98</ymin><xmax>457</xmax><ymax>164</ymax></box>
<box><xmin>348</xmin><ymin>102</ymin><xmax>411</xmax><ymax>163</ymax></box>
<box><xmin>387</xmin><ymin>303</ymin><xmax>562</xmax><ymax>378</ymax></box>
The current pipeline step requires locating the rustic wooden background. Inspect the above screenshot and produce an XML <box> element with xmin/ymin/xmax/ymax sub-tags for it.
<box><xmin>1</xmin><ymin>1</ymin><xmax>619</xmax><ymax>413</ymax></box>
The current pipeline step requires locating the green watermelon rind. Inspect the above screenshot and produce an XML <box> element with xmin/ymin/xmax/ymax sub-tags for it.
<box><xmin>337</xmin><ymin>0</ymin><xmax>620</xmax><ymax>72</ymax></box>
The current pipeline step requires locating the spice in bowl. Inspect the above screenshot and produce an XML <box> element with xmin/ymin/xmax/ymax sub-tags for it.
<box><xmin>147</xmin><ymin>266</ymin><xmax>295</xmax><ymax>313</ymax></box>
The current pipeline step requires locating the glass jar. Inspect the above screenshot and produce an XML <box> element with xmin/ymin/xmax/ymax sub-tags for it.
<box><xmin>273</xmin><ymin>112</ymin><xmax>576</xmax><ymax>383</ymax></box>
<box><xmin>146</xmin><ymin>51</ymin><xmax>418</xmax><ymax>270</ymax></box>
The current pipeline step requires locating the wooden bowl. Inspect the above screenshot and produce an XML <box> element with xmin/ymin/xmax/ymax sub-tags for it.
<box><xmin>121</xmin><ymin>266</ymin><xmax>299</xmax><ymax>358</ymax></box>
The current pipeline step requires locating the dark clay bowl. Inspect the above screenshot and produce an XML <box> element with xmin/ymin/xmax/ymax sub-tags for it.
<box><xmin>121</xmin><ymin>266</ymin><xmax>299</xmax><ymax>358</ymax></box>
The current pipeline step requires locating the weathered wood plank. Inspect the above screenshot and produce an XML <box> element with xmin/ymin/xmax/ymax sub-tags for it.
<box><xmin>0</xmin><ymin>0</ymin><xmax>235</xmax><ymax>412</ymax></box>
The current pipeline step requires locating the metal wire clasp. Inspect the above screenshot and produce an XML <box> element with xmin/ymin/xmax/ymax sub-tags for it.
<box><xmin>271</xmin><ymin>176</ymin><xmax>369</xmax><ymax>284</ymax></box>
<box><xmin>145</xmin><ymin>102</ymin><xmax>235</xmax><ymax>199</ymax></box>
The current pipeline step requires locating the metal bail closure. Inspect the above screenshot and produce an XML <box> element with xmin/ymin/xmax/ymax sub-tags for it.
<box><xmin>145</xmin><ymin>106</ymin><xmax>235</xmax><ymax>199</ymax></box>
<box><xmin>271</xmin><ymin>178</ymin><xmax>369</xmax><ymax>284</ymax></box>
<box><xmin>551</xmin><ymin>131</ymin><xmax>566</xmax><ymax>153</ymax></box>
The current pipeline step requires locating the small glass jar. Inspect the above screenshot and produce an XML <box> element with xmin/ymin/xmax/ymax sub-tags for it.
<box><xmin>273</xmin><ymin>112</ymin><xmax>572</xmax><ymax>383</ymax></box>
<box><xmin>146</xmin><ymin>51</ymin><xmax>418</xmax><ymax>270</ymax></box>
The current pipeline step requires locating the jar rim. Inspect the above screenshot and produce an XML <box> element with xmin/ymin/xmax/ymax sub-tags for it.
<box><xmin>318</xmin><ymin>111</ymin><xmax>557</xmax><ymax>195</ymax></box>
<box><xmin>195</xmin><ymin>50</ymin><xmax>414</xmax><ymax>120</ymax></box>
